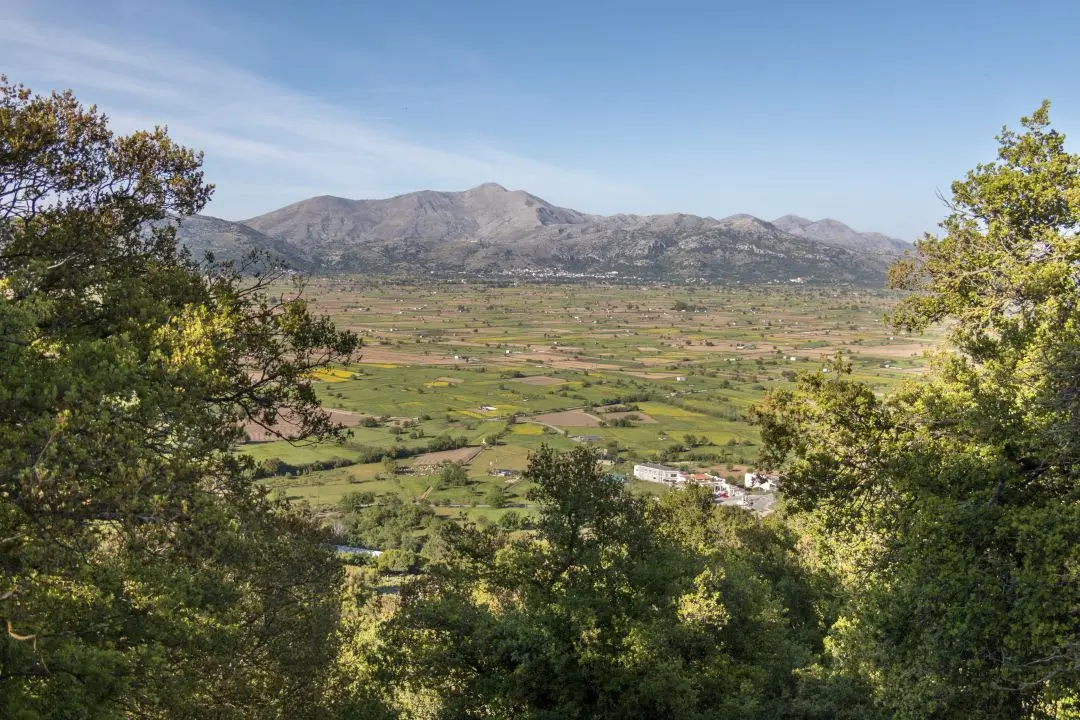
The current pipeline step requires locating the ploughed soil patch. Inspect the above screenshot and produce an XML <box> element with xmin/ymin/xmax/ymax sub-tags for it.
<box><xmin>624</xmin><ymin>371</ymin><xmax>679</xmax><ymax>380</ymax></box>
<box><xmin>243</xmin><ymin>409</ymin><xmax>371</xmax><ymax>442</ymax></box>
<box><xmin>410</xmin><ymin>446</ymin><xmax>483</xmax><ymax>467</ymax></box>
<box><xmin>515</xmin><ymin>375</ymin><xmax>565</xmax><ymax>386</ymax></box>
<box><xmin>533</xmin><ymin>410</ymin><xmax>603</xmax><ymax>427</ymax></box>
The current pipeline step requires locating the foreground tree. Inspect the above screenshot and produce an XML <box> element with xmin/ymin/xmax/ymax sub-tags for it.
<box><xmin>362</xmin><ymin>446</ymin><xmax>836</xmax><ymax>719</ymax></box>
<box><xmin>751</xmin><ymin>103</ymin><xmax>1080</xmax><ymax>718</ymax></box>
<box><xmin>0</xmin><ymin>77</ymin><xmax>358</xmax><ymax>718</ymax></box>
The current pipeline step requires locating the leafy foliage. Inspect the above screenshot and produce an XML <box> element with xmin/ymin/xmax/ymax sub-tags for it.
<box><xmin>438</xmin><ymin>461</ymin><xmax>470</xmax><ymax>487</ymax></box>
<box><xmin>7</xmin><ymin>76</ymin><xmax>1078</xmax><ymax>720</ymax></box>
<box><xmin>342</xmin><ymin>495</ymin><xmax>437</xmax><ymax>551</ymax></box>
<box><xmin>362</xmin><ymin>446</ymin><xmax>834</xmax><ymax>719</ymax></box>
<box><xmin>0</xmin><ymin>77</ymin><xmax>358</xmax><ymax>718</ymax></box>
<box><xmin>751</xmin><ymin>103</ymin><xmax>1080</xmax><ymax>718</ymax></box>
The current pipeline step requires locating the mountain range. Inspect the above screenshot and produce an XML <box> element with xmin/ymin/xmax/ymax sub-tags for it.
<box><xmin>173</xmin><ymin>183</ymin><xmax>911</xmax><ymax>283</ymax></box>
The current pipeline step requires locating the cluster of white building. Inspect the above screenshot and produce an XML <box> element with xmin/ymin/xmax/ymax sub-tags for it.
<box><xmin>632</xmin><ymin>463</ymin><xmax>739</xmax><ymax>498</ymax></box>
<box><xmin>632</xmin><ymin>463</ymin><xmax>780</xmax><ymax>497</ymax></box>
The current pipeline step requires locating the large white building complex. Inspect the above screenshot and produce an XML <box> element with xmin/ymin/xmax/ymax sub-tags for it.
<box><xmin>633</xmin><ymin>463</ymin><xmax>687</xmax><ymax>484</ymax></box>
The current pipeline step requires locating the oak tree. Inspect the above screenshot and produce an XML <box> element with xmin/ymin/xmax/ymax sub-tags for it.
<box><xmin>0</xmin><ymin>77</ymin><xmax>358</xmax><ymax>718</ymax></box>
<box><xmin>752</xmin><ymin>103</ymin><xmax>1080</xmax><ymax>718</ymax></box>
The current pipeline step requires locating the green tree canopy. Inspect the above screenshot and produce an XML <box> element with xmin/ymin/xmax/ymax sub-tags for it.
<box><xmin>438</xmin><ymin>461</ymin><xmax>469</xmax><ymax>487</ymax></box>
<box><xmin>364</xmin><ymin>446</ymin><xmax>835</xmax><ymax>719</ymax></box>
<box><xmin>0</xmin><ymin>76</ymin><xmax>358</xmax><ymax>718</ymax></box>
<box><xmin>751</xmin><ymin>103</ymin><xmax>1080</xmax><ymax>718</ymax></box>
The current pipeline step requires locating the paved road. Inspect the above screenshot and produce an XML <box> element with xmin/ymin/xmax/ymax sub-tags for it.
<box><xmin>716</xmin><ymin>492</ymin><xmax>777</xmax><ymax>516</ymax></box>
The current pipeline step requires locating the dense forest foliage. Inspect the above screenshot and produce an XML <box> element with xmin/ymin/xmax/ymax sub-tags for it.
<box><xmin>2</xmin><ymin>78</ymin><xmax>1077</xmax><ymax>718</ymax></box>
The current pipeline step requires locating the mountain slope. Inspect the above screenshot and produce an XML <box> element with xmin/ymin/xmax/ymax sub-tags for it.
<box><xmin>171</xmin><ymin>214</ymin><xmax>314</xmax><ymax>270</ymax></box>
<box><xmin>177</xmin><ymin>185</ymin><xmax>906</xmax><ymax>283</ymax></box>
<box><xmin>243</xmin><ymin>183</ymin><xmax>591</xmax><ymax>261</ymax></box>
<box><xmin>771</xmin><ymin>214</ymin><xmax>911</xmax><ymax>256</ymax></box>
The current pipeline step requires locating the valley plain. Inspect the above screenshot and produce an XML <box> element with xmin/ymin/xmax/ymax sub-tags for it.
<box><xmin>249</xmin><ymin>279</ymin><xmax>940</xmax><ymax>527</ymax></box>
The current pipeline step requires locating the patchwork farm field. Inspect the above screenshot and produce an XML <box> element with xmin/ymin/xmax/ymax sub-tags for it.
<box><xmin>248</xmin><ymin>280</ymin><xmax>942</xmax><ymax>534</ymax></box>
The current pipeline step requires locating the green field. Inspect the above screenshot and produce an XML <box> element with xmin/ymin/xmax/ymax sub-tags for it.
<box><xmin>246</xmin><ymin>281</ymin><xmax>941</xmax><ymax>528</ymax></box>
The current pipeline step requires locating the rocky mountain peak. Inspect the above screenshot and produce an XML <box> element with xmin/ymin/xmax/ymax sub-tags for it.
<box><xmin>466</xmin><ymin>182</ymin><xmax>509</xmax><ymax>193</ymax></box>
<box><xmin>771</xmin><ymin>214</ymin><xmax>813</xmax><ymax>231</ymax></box>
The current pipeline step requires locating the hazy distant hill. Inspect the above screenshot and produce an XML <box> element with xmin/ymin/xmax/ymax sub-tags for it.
<box><xmin>771</xmin><ymin>214</ymin><xmax>910</xmax><ymax>257</ymax></box>
<box><xmin>176</xmin><ymin>184</ymin><xmax>911</xmax><ymax>283</ymax></box>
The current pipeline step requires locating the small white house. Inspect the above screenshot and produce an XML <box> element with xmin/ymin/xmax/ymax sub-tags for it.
<box><xmin>745</xmin><ymin>472</ymin><xmax>780</xmax><ymax>491</ymax></box>
<box><xmin>634</xmin><ymin>463</ymin><xmax>687</xmax><ymax>484</ymax></box>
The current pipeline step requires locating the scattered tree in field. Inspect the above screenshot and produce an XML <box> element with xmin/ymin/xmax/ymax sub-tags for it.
<box><xmin>672</xmin><ymin>299</ymin><xmax>705</xmax><ymax>312</ymax></box>
<box><xmin>438</xmin><ymin>461</ymin><xmax>470</xmax><ymax>487</ymax></box>
<box><xmin>340</xmin><ymin>491</ymin><xmax>376</xmax><ymax>512</ymax></box>
<box><xmin>486</xmin><ymin>485</ymin><xmax>509</xmax><ymax>508</ymax></box>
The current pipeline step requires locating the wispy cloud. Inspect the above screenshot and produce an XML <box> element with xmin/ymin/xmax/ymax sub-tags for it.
<box><xmin>0</xmin><ymin>7</ymin><xmax>634</xmax><ymax>219</ymax></box>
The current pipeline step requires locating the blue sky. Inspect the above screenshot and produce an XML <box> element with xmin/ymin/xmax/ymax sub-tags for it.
<box><xmin>3</xmin><ymin>0</ymin><xmax>1078</xmax><ymax>238</ymax></box>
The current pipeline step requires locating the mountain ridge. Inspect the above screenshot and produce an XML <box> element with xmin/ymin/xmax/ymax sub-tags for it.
<box><xmin>770</xmin><ymin>213</ymin><xmax>911</xmax><ymax>256</ymax></box>
<box><xmin>176</xmin><ymin>184</ymin><xmax>910</xmax><ymax>283</ymax></box>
